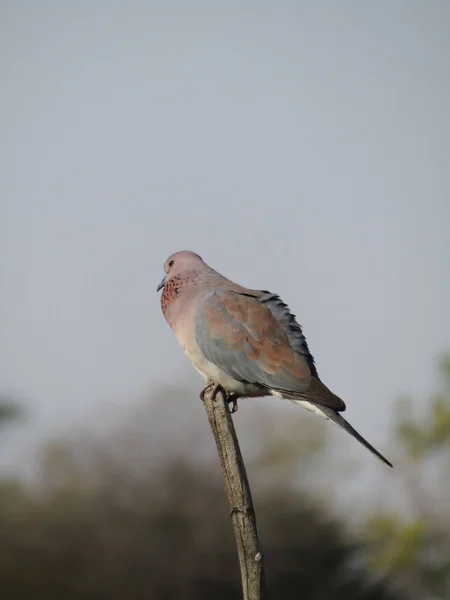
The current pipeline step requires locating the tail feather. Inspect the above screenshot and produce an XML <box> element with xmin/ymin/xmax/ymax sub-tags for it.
<box><xmin>288</xmin><ymin>398</ymin><xmax>393</xmax><ymax>468</ymax></box>
<box><xmin>331</xmin><ymin>411</ymin><xmax>393</xmax><ymax>468</ymax></box>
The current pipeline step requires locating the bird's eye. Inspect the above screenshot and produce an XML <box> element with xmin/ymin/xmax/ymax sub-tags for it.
<box><xmin>168</xmin><ymin>260</ymin><xmax>174</xmax><ymax>268</ymax></box>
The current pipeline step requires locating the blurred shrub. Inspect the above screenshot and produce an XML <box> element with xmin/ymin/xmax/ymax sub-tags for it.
<box><xmin>0</xmin><ymin>408</ymin><xmax>401</xmax><ymax>600</ymax></box>
<box><xmin>364</xmin><ymin>354</ymin><xmax>450</xmax><ymax>599</ymax></box>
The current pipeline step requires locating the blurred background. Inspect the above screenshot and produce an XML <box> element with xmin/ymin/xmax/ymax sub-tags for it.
<box><xmin>1</xmin><ymin>2</ymin><xmax>449</xmax><ymax>598</ymax></box>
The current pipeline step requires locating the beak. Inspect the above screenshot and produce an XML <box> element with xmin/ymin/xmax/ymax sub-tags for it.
<box><xmin>157</xmin><ymin>277</ymin><xmax>166</xmax><ymax>292</ymax></box>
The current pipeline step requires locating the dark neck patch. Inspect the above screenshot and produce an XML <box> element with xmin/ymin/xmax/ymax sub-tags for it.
<box><xmin>161</xmin><ymin>275</ymin><xmax>184</xmax><ymax>317</ymax></box>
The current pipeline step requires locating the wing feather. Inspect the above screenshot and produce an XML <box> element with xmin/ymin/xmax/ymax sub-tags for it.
<box><xmin>194</xmin><ymin>289</ymin><xmax>345</xmax><ymax>411</ymax></box>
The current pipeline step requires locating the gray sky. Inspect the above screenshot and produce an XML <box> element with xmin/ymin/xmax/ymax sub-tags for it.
<box><xmin>1</xmin><ymin>1</ymin><xmax>449</xmax><ymax>461</ymax></box>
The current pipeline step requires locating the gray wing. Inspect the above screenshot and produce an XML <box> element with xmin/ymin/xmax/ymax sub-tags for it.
<box><xmin>194</xmin><ymin>289</ymin><xmax>313</xmax><ymax>392</ymax></box>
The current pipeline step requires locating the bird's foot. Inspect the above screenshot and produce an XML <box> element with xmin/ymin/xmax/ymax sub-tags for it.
<box><xmin>227</xmin><ymin>394</ymin><xmax>239</xmax><ymax>413</ymax></box>
<box><xmin>199</xmin><ymin>383</ymin><xmax>239</xmax><ymax>413</ymax></box>
<box><xmin>199</xmin><ymin>380</ymin><xmax>222</xmax><ymax>402</ymax></box>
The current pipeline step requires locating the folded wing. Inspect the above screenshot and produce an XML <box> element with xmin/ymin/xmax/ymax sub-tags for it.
<box><xmin>194</xmin><ymin>289</ymin><xmax>345</xmax><ymax>412</ymax></box>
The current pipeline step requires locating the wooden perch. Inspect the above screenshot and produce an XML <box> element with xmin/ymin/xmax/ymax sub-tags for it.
<box><xmin>202</xmin><ymin>385</ymin><xmax>265</xmax><ymax>600</ymax></box>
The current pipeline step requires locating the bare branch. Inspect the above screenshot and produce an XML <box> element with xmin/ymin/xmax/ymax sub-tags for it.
<box><xmin>202</xmin><ymin>386</ymin><xmax>265</xmax><ymax>600</ymax></box>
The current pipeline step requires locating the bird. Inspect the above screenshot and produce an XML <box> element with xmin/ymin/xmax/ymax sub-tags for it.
<box><xmin>157</xmin><ymin>250</ymin><xmax>392</xmax><ymax>468</ymax></box>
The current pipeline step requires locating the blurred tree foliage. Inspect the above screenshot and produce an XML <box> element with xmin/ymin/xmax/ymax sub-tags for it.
<box><xmin>6</xmin><ymin>353</ymin><xmax>449</xmax><ymax>600</ymax></box>
<box><xmin>0</xmin><ymin>408</ymin><xmax>401</xmax><ymax>599</ymax></box>
<box><xmin>364</xmin><ymin>354</ymin><xmax>450</xmax><ymax>599</ymax></box>
<box><xmin>0</xmin><ymin>397</ymin><xmax>23</xmax><ymax>431</ymax></box>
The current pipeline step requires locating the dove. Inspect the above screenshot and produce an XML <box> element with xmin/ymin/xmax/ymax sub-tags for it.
<box><xmin>157</xmin><ymin>250</ymin><xmax>392</xmax><ymax>468</ymax></box>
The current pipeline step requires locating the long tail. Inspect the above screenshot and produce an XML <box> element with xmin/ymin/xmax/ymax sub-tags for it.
<box><xmin>330</xmin><ymin>411</ymin><xmax>393</xmax><ymax>468</ymax></box>
<box><xmin>289</xmin><ymin>399</ymin><xmax>393</xmax><ymax>468</ymax></box>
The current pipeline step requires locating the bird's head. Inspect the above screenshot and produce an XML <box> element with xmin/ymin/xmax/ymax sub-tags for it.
<box><xmin>157</xmin><ymin>250</ymin><xmax>204</xmax><ymax>291</ymax></box>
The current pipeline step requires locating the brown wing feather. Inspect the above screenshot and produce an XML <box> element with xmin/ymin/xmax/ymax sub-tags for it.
<box><xmin>196</xmin><ymin>290</ymin><xmax>345</xmax><ymax>412</ymax></box>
